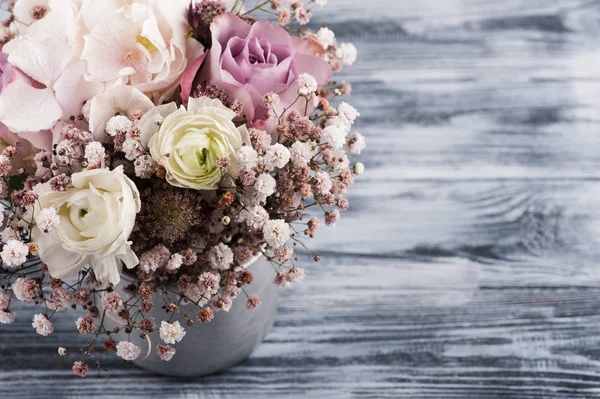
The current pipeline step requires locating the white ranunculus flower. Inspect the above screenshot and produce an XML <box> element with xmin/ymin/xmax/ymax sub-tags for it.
<box><xmin>147</xmin><ymin>97</ymin><xmax>251</xmax><ymax>191</ymax></box>
<box><xmin>33</xmin><ymin>166</ymin><xmax>141</xmax><ymax>286</ymax></box>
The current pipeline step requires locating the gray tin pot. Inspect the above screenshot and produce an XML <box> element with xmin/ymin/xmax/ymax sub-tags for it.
<box><xmin>104</xmin><ymin>256</ymin><xmax>278</xmax><ymax>377</ymax></box>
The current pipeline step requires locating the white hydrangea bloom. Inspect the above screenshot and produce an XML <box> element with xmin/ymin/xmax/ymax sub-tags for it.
<box><xmin>106</xmin><ymin>115</ymin><xmax>132</xmax><ymax>137</ymax></box>
<box><xmin>159</xmin><ymin>321</ymin><xmax>187</xmax><ymax>345</ymax></box>
<box><xmin>263</xmin><ymin>219</ymin><xmax>291</xmax><ymax>248</ymax></box>
<box><xmin>264</xmin><ymin>143</ymin><xmax>291</xmax><ymax>169</ymax></box>
<box><xmin>116</xmin><ymin>341</ymin><xmax>141</xmax><ymax>361</ymax></box>
<box><xmin>1</xmin><ymin>239</ymin><xmax>29</xmax><ymax>267</ymax></box>
<box><xmin>297</xmin><ymin>73</ymin><xmax>318</xmax><ymax>96</ymax></box>
<box><xmin>37</xmin><ymin>207</ymin><xmax>60</xmax><ymax>234</ymax></box>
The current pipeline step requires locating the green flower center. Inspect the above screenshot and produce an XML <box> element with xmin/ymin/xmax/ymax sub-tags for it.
<box><xmin>196</xmin><ymin>147</ymin><xmax>209</xmax><ymax>166</ymax></box>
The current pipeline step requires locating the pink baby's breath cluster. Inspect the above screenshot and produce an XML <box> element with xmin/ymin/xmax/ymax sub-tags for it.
<box><xmin>0</xmin><ymin>0</ymin><xmax>364</xmax><ymax>376</ymax></box>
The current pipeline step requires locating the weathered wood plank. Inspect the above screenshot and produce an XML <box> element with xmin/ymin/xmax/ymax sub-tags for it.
<box><xmin>5</xmin><ymin>180</ymin><xmax>600</xmax><ymax>397</ymax></box>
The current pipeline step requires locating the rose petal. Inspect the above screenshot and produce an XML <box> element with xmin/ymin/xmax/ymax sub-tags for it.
<box><xmin>293</xmin><ymin>52</ymin><xmax>332</xmax><ymax>85</ymax></box>
<box><xmin>247</xmin><ymin>20</ymin><xmax>295</xmax><ymax>47</ymax></box>
<box><xmin>211</xmin><ymin>13</ymin><xmax>252</xmax><ymax>49</ymax></box>
<box><xmin>180</xmin><ymin>52</ymin><xmax>208</xmax><ymax>105</ymax></box>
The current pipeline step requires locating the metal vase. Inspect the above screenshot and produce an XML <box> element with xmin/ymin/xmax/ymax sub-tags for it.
<box><xmin>105</xmin><ymin>256</ymin><xmax>278</xmax><ymax>377</ymax></box>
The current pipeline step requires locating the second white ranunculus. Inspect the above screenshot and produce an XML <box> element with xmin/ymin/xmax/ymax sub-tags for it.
<box><xmin>33</xmin><ymin>166</ymin><xmax>141</xmax><ymax>286</ymax></box>
<box><xmin>147</xmin><ymin>97</ymin><xmax>250</xmax><ymax>190</ymax></box>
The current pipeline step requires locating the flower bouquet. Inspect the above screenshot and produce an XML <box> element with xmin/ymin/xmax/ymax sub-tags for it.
<box><xmin>0</xmin><ymin>0</ymin><xmax>364</xmax><ymax>377</ymax></box>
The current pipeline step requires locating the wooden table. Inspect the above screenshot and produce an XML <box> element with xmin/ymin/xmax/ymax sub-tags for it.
<box><xmin>3</xmin><ymin>1</ymin><xmax>600</xmax><ymax>397</ymax></box>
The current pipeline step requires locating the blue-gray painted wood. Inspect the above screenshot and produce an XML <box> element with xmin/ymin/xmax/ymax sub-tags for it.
<box><xmin>3</xmin><ymin>0</ymin><xmax>600</xmax><ymax>397</ymax></box>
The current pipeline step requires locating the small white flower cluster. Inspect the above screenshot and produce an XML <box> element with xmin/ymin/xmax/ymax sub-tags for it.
<box><xmin>297</xmin><ymin>73</ymin><xmax>319</xmax><ymax>96</ymax></box>
<box><xmin>263</xmin><ymin>220</ymin><xmax>291</xmax><ymax>248</ymax></box>
<box><xmin>106</xmin><ymin>116</ymin><xmax>132</xmax><ymax>137</ymax></box>
<box><xmin>264</xmin><ymin>143</ymin><xmax>291</xmax><ymax>170</ymax></box>
<box><xmin>32</xmin><ymin>314</ymin><xmax>54</xmax><ymax>336</ymax></box>
<box><xmin>37</xmin><ymin>208</ymin><xmax>60</xmax><ymax>234</ymax></box>
<box><xmin>1</xmin><ymin>240</ymin><xmax>29</xmax><ymax>268</ymax></box>
<box><xmin>159</xmin><ymin>321</ymin><xmax>186</xmax><ymax>345</ymax></box>
<box><xmin>116</xmin><ymin>341</ymin><xmax>142</xmax><ymax>361</ymax></box>
<box><xmin>84</xmin><ymin>142</ymin><xmax>106</xmax><ymax>168</ymax></box>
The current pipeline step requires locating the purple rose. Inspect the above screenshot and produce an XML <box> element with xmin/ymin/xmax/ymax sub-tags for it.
<box><xmin>181</xmin><ymin>14</ymin><xmax>331</xmax><ymax>127</ymax></box>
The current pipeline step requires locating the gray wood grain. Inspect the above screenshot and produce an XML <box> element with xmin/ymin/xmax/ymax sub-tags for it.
<box><xmin>3</xmin><ymin>0</ymin><xmax>600</xmax><ymax>397</ymax></box>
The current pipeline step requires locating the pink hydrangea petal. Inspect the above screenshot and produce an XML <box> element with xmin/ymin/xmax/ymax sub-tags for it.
<box><xmin>0</xmin><ymin>79</ymin><xmax>61</xmax><ymax>133</ymax></box>
<box><xmin>0</xmin><ymin>124</ymin><xmax>38</xmax><ymax>172</ymax></box>
<box><xmin>81</xmin><ymin>13</ymin><xmax>140</xmax><ymax>81</ymax></box>
<box><xmin>3</xmin><ymin>36</ymin><xmax>71</xmax><ymax>87</ymax></box>
<box><xmin>54</xmin><ymin>61</ymin><xmax>103</xmax><ymax>121</ymax></box>
<box><xmin>16</xmin><ymin>130</ymin><xmax>53</xmax><ymax>153</ymax></box>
